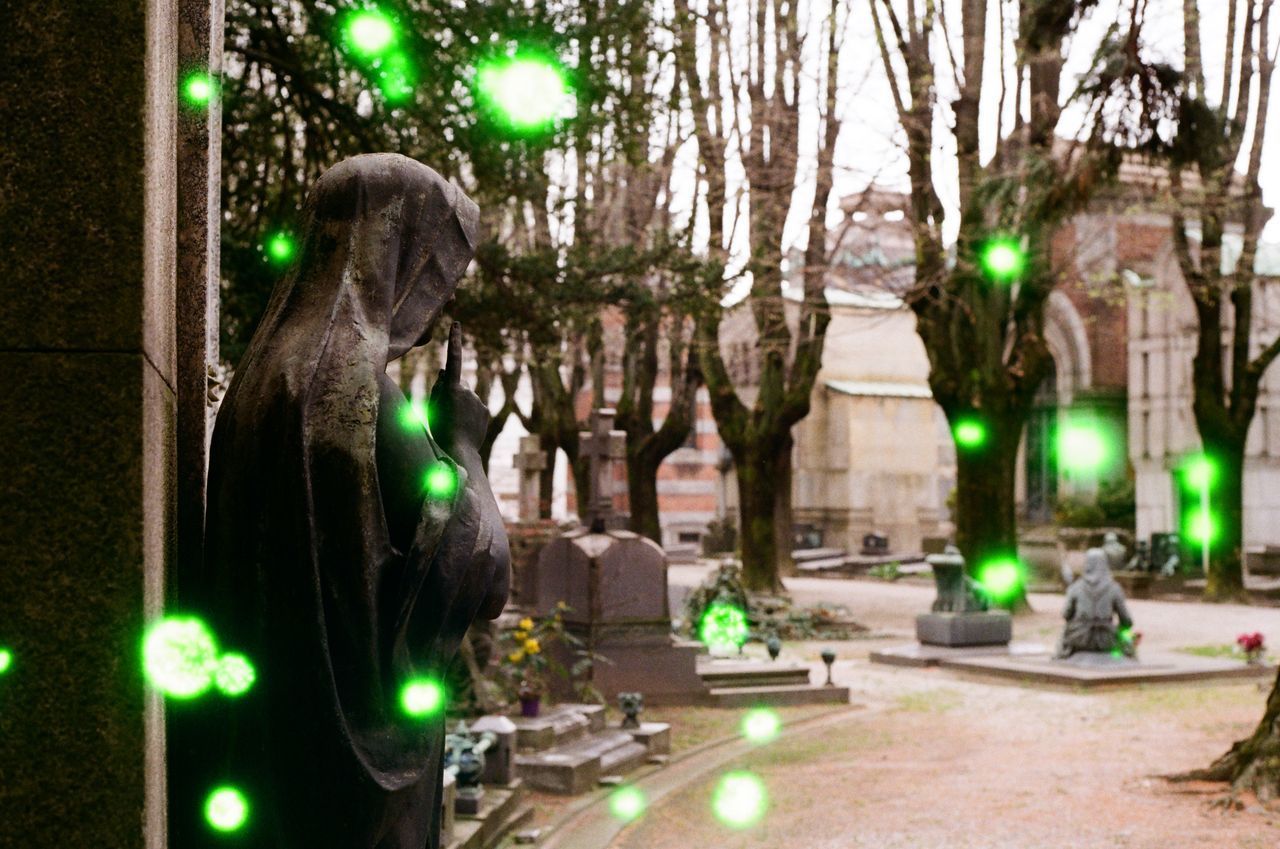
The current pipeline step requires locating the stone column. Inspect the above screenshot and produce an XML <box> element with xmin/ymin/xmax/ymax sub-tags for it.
<box><xmin>0</xmin><ymin>0</ymin><xmax>196</xmax><ymax>845</ymax></box>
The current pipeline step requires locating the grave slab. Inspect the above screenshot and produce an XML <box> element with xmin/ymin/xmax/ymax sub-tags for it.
<box><xmin>870</xmin><ymin>641</ymin><xmax>1049</xmax><ymax>668</ymax></box>
<box><xmin>938</xmin><ymin>648</ymin><xmax>1276</xmax><ymax>689</ymax></box>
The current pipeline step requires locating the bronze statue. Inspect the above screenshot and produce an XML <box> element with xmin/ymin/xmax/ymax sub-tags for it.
<box><xmin>1056</xmin><ymin>548</ymin><xmax>1133</xmax><ymax>659</ymax></box>
<box><xmin>173</xmin><ymin>154</ymin><xmax>509</xmax><ymax>848</ymax></box>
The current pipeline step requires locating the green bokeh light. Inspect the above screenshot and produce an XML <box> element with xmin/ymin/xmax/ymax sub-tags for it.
<box><xmin>953</xmin><ymin>418</ymin><xmax>987</xmax><ymax>450</ymax></box>
<box><xmin>608</xmin><ymin>785</ymin><xmax>647</xmax><ymax>822</ymax></box>
<box><xmin>476</xmin><ymin>54</ymin><xmax>569</xmax><ymax>131</ymax></box>
<box><xmin>400</xmin><ymin>677</ymin><xmax>446</xmax><ymax>718</ymax></box>
<box><xmin>400</xmin><ymin>399</ymin><xmax>430</xmax><ymax>431</ymax></box>
<box><xmin>345</xmin><ymin>8</ymin><xmax>398</xmax><ymax>58</ymax></box>
<box><xmin>979</xmin><ymin>238</ymin><xmax>1026</xmax><ymax>281</ymax></box>
<box><xmin>424</xmin><ymin>461</ymin><xmax>458</xmax><ymax>500</ymax></box>
<box><xmin>698</xmin><ymin>602</ymin><xmax>749</xmax><ymax>651</ymax></box>
<box><xmin>143</xmin><ymin>616</ymin><xmax>219</xmax><ymax>699</ymax></box>
<box><xmin>204</xmin><ymin>786</ymin><xmax>249</xmax><ymax>833</ymax></box>
<box><xmin>712</xmin><ymin>771</ymin><xmax>767</xmax><ymax>829</ymax></box>
<box><xmin>977</xmin><ymin>557</ymin><xmax>1023</xmax><ymax>604</ymax></box>
<box><xmin>1183</xmin><ymin>507</ymin><xmax>1220</xmax><ymax>546</ymax></box>
<box><xmin>266</xmin><ymin>231</ymin><xmax>296</xmax><ymax>264</ymax></box>
<box><xmin>213</xmin><ymin>653</ymin><xmax>256</xmax><ymax>697</ymax></box>
<box><xmin>181</xmin><ymin>71</ymin><xmax>217</xmax><ymax>107</ymax></box>
<box><xmin>1181</xmin><ymin>453</ymin><xmax>1219</xmax><ymax>492</ymax></box>
<box><xmin>1056</xmin><ymin>422</ymin><xmax>1110</xmax><ymax>474</ymax></box>
<box><xmin>0</xmin><ymin>648</ymin><xmax>12</xmax><ymax>675</ymax></box>
<box><xmin>740</xmin><ymin>708</ymin><xmax>781</xmax><ymax>744</ymax></box>
<box><xmin>377</xmin><ymin>51</ymin><xmax>415</xmax><ymax>101</ymax></box>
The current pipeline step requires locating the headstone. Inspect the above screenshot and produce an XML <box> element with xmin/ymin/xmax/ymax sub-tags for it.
<box><xmin>579</xmin><ymin>407</ymin><xmax>628</xmax><ymax>531</ymax></box>
<box><xmin>1055</xmin><ymin>548</ymin><xmax>1136</xmax><ymax>660</ymax></box>
<box><xmin>861</xmin><ymin>532</ymin><xmax>890</xmax><ymax>555</ymax></box>
<box><xmin>916</xmin><ymin>545</ymin><xmax>1011</xmax><ymax>647</ymax></box>
<box><xmin>532</xmin><ymin>529</ymin><xmax>706</xmax><ymax>704</ymax></box>
<box><xmin>514</xmin><ymin>434</ymin><xmax>547</xmax><ymax>522</ymax></box>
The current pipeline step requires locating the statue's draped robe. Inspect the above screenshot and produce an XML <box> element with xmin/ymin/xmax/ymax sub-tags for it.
<box><xmin>172</xmin><ymin>155</ymin><xmax>506</xmax><ymax>849</ymax></box>
<box><xmin>1057</xmin><ymin>551</ymin><xmax>1133</xmax><ymax>658</ymax></box>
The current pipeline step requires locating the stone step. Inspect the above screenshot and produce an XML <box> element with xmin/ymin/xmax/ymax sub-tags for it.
<box><xmin>445</xmin><ymin>779</ymin><xmax>530</xmax><ymax>849</ymax></box>
<box><xmin>709</xmin><ymin>683</ymin><xmax>851</xmax><ymax>708</ymax></box>
<box><xmin>792</xmin><ymin>547</ymin><xmax>848</xmax><ymax>563</ymax></box>
<box><xmin>697</xmin><ymin>659</ymin><xmax>812</xmax><ymax>689</ymax></box>
<box><xmin>515</xmin><ymin>729</ymin><xmax>645</xmax><ymax>795</ymax></box>
<box><xmin>511</xmin><ymin>703</ymin><xmax>605</xmax><ymax>751</ymax></box>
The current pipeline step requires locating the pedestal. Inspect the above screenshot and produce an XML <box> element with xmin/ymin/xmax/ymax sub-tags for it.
<box><xmin>916</xmin><ymin>611</ymin><xmax>1012</xmax><ymax>647</ymax></box>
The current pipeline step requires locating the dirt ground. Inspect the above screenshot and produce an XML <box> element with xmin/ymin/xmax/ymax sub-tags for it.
<box><xmin>594</xmin><ymin>570</ymin><xmax>1280</xmax><ymax>848</ymax></box>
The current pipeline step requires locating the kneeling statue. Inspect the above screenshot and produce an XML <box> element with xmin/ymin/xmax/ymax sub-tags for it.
<box><xmin>1056</xmin><ymin>548</ymin><xmax>1135</xmax><ymax>659</ymax></box>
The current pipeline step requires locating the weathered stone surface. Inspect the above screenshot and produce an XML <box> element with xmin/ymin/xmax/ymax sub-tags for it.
<box><xmin>916</xmin><ymin>611</ymin><xmax>1013</xmax><ymax>647</ymax></box>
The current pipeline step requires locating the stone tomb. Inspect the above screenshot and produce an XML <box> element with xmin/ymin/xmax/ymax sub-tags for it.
<box><xmin>533</xmin><ymin>526</ymin><xmax>706</xmax><ymax>704</ymax></box>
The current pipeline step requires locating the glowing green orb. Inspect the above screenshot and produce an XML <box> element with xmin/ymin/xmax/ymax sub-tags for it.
<box><xmin>424</xmin><ymin>461</ymin><xmax>458</xmax><ymax>500</ymax></box>
<box><xmin>953</xmin><ymin>418</ymin><xmax>987</xmax><ymax>450</ymax></box>
<box><xmin>740</xmin><ymin>708</ymin><xmax>781</xmax><ymax>744</ymax></box>
<box><xmin>712</xmin><ymin>771</ymin><xmax>767</xmax><ymax>828</ymax></box>
<box><xmin>400</xmin><ymin>399</ymin><xmax>430</xmax><ymax>431</ymax></box>
<box><xmin>979</xmin><ymin>238</ymin><xmax>1026</xmax><ymax>281</ymax></box>
<box><xmin>400</xmin><ymin>677</ymin><xmax>445</xmax><ymax>718</ymax></box>
<box><xmin>1183</xmin><ymin>507</ymin><xmax>1220</xmax><ymax>546</ymax></box>
<box><xmin>204</xmin><ymin>786</ymin><xmax>249</xmax><ymax>833</ymax></box>
<box><xmin>213</xmin><ymin>653</ymin><xmax>256</xmax><ymax>697</ymax></box>
<box><xmin>608</xmin><ymin>785</ymin><xmax>647</xmax><ymax>822</ymax></box>
<box><xmin>0</xmin><ymin>648</ymin><xmax>12</xmax><ymax>675</ymax></box>
<box><xmin>476</xmin><ymin>55</ymin><xmax>568</xmax><ymax>130</ymax></box>
<box><xmin>1056</xmin><ymin>423</ymin><xmax>1110</xmax><ymax>473</ymax></box>
<box><xmin>181</xmin><ymin>71</ymin><xmax>217</xmax><ymax>107</ymax></box>
<box><xmin>143</xmin><ymin>616</ymin><xmax>219</xmax><ymax>699</ymax></box>
<box><xmin>977</xmin><ymin>558</ymin><xmax>1023</xmax><ymax>604</ymax></box>
<box><xmin>698</xmin><ymin>602</ymin><xmax>749</xmax><ymax>651</ymax></box>
<box><xmin>266</xmin><ymin>232</ymin><xmax>296</xmax><ymax>264</ymax></box>
<box><xmin>1182</xmin><ymin>454</ymin><xmax>1219</xmax><ymax>492</ymax></box>
<box><xmin>345</xmin><ymin>9</ymin><xmax>397</xmax><ymax>58</ymax></box>
<box><xmin>378</xmin><ymin>51</ymin><xmax>415</xmax><ymax>101</ymax></box>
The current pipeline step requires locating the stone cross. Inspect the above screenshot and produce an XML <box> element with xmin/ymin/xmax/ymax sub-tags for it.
<box><xmin>579</xmin><ymin>408</ymin><xmax>627</xmax><ymax>531</ymax></box>
<box><xmin>513</xmin><ymin>434</ymin><xmax>547</xmax><ymax>522</ymax></box>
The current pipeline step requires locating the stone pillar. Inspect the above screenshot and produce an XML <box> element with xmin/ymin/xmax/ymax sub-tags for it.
<box><xmin>0</xmin><ymin>0</ymin><xmax>197</xmax><ymax>846</ymax></box>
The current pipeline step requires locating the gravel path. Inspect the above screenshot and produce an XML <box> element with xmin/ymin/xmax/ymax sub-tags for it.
<box><xmin>594</xmin><ymin>567</ymin><xmax>1280</xmax><ymax>848</ymax></box>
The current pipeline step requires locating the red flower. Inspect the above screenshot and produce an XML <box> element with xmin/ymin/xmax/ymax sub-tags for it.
<box><xmin>1237</xmin><ymin>632</ymin><xmax>1265</xmax><ymax>653</ymax></box>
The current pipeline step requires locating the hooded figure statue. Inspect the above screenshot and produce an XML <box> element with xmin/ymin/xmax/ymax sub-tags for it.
<box><xmin>171</xmin><ymin>154</ymin><xmax>509</xmax><ymax>849</ymax></box>
<box><xmin>1055</xmin><ymin>547</ymin><xmax>1133</xmax><ymax>659</ymax></box>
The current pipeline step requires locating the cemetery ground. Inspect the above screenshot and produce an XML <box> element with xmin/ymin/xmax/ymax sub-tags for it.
<box><xmin>520</xmin><ymin>567</ymin><xmax>1280</xmax><ymax>848</ymax></box>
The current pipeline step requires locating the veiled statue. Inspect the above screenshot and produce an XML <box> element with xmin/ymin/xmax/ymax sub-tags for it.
<box><xmin>172</xmin><ymin>154</ymin><xmax>509</xmax><ymax>849</ymax></box>
<box><xmin>1055</xmin><ymin>548</ymin><xmax>1134</xmax><ymax>659</ymax></box>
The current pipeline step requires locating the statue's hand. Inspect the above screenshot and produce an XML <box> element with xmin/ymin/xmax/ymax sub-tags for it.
<box><xmin>430</xmin><ymin>322</ymin><xmax>490</xmax><ymax>455</ymax></box>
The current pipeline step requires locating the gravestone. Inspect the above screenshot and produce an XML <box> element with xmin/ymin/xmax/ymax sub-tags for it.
<box><xmin>530</xmin><ymin>416</ymin><xmax>705</xmax><ymax>704</ymax></box>
<box><xmin>506</xmin><ymin>434</ymin><xmax>558</xmax><ymax>609</ymax></box>
<box><xmin>579</xmin><ymin>408</ymin><xmax>628</xmax><ymax>530</ymax></box>
<box><xmin>916</xmin><ymin>545</ymin><xmax>1011</xmax><ymax>647</ymax></box>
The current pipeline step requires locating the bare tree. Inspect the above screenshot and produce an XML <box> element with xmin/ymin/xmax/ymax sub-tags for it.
<box><xmin>1165</xmin><ymin>0</ymin><xmax>1278</xmax><ymax>600</ymax></box>
<box><xmin>675</xmin><ymin>0</ymin><xmax>844</xmax><ymax>591</ymax></box>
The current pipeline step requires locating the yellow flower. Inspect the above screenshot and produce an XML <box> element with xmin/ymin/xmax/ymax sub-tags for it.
<box><xmin>555</xmin><ymin>601</ymin><xmax>569</xmax><ymax>610</ymax></box>
<box><xmin>524</xmin><ymin>638</ymin><xmax>541</xmax><ymax>655</ymax></box>
<box><xmin>507</xmin><ymin>650</ymin><xmax>525</xmax><ymax>664</ymax></box>
<box><xmin>513</xmin><ymin>630</ymin><xmax>528</xmax><ymax>641</ymax></box>
<box><xmin>519</xmin><ymin>618</ymin><xmax>535</xmax><ymax>631</ymax></box>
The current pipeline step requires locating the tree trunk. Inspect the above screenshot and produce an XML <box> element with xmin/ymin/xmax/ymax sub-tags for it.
<box><xmin>735</xmin><ymin>442</ymin><xmax>785</xmax><ymax>593</ymax></box>
<box><xmin>951</xmin><ymin>412</ymin><xmax>1022</xmax><ymax>601</ymax></box>
<box><xmin>627</xmin><ymin>451</ymin><xmax>662</xmax><ymax>544</ymax></box>
<box><xmin>1179</xmin><ymin>668</ymin><xmax>1280</xmax><ymax>801</ymax></box>
<box><xmin>1203</xmin><ymin>437</ymin><xmax>1246</xmax><ymax>600</ymax></box>
<box><xmin>538</xmin><ymin>445</ymin><xmax>557</xmax><ymax>520</ymax></box>
<box><xmin>773</xmin><ymin>434</ymin><xmax>795</xmax><ymax>578</ymax></box>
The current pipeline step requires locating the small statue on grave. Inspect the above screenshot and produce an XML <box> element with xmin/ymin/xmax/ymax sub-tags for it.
<box><xmin>927</xmin><ymin>545</ymin><xmax>989</xmax><ymax>613</ymax></box>
<box><xmin>1102</xmin><ymin>531</ymin><xmax>1127</xmax><ymax>570</ymax></box>
<box><xmin>1055</xmin><ymin>548</ymin><xmax>1136</xmax><ymax>659</ymax></box>
<box><xmin>444</xmin><ymin>721</ymin><xmax>498</xmax><ymax>814</ymax></box>
<box><xmin>1125</xmin><ymin>540</ymin><xmax>1151</xmax><ymax>572</ymax></box>
<box><xmin>618</xmin><ymin>692</ymin><xmax>643</xmax><ymax>729</ymax></box>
